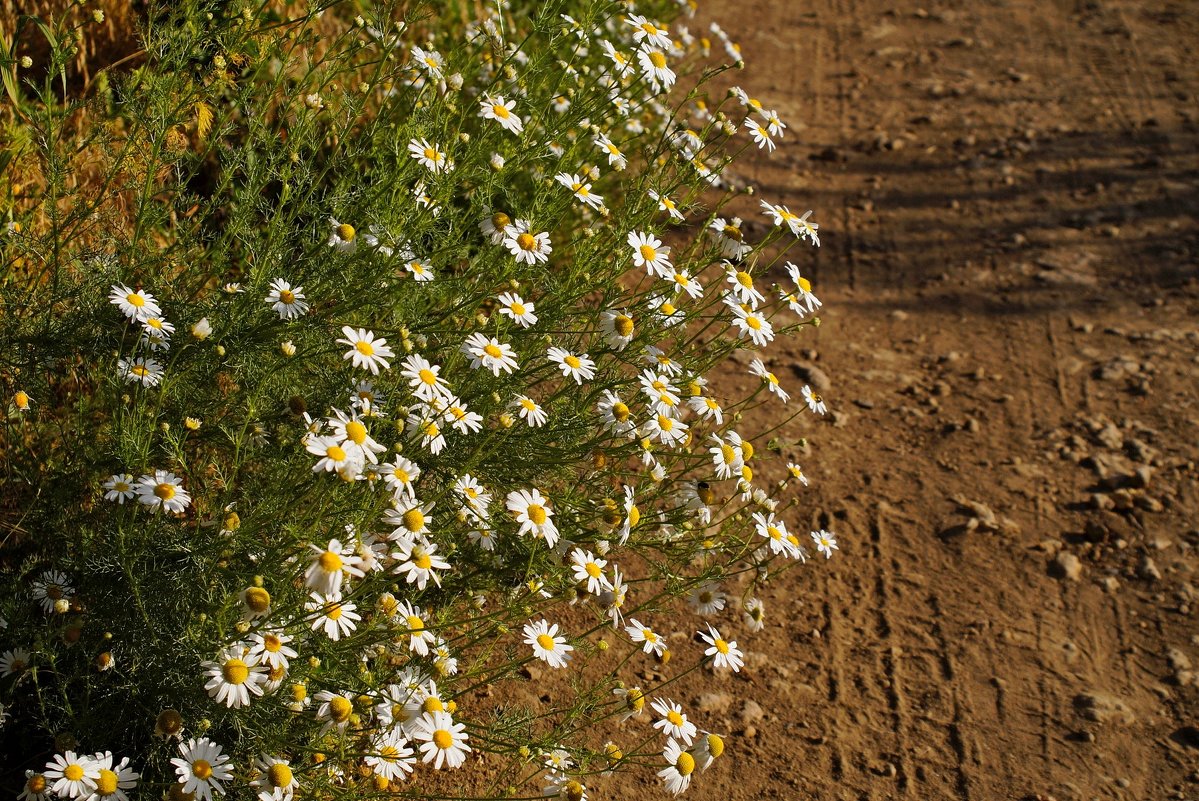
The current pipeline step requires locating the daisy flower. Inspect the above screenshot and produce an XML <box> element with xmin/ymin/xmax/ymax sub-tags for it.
<box><xmin>44</xmin><ymin>752</ymin><xmax>99</xmax><ymax>799</ymax></box>
<box><xmin>761</xmin><ymin>108</ymin><xmax>787</xmax><ymax>136</ymax></box>
<box><xmin>640</xmin><ymin>370</ymin><xmax>681</xmax><ymax>414</ymax></box>
<box><xmin>408</xmin><ymin>138</ymin><xmax>450</xmax><ymax>173</ymax></box>
<box><xmin>462</xmin><ymin>333</ymin><xmax>519</xmax><ymax>376</ymax></box>
<box><xmin>569</xmin><ymin>549</ymin><xmax>612</xmax><ymax>594</ymax></box>
<box><xmin>546</xmin><ymin>347</ymin><xmax>596</xmax><ymax>384</ymax></box>
<box><xmin>637</xmin><ymin>46</ymin><xmax>676</xmax><ymax>90</ymax></box>
<box><xmin>555</xmin><ymin>172</ymin><xmax>604</xmax><ymax>210</ymax></box>
<box><xmin>202</xmin><ymin>646</ymin><xmax>267</xmax><ymax>708</ymax></box>
<box><xmin>627</xmin><ymin>230</ymin><xmax>672</xmax><ymax>277</ymax></box>
<box><xmin>657</xmin><ymin>739</ymin><xmax>695</xmax><ymax>796</ymax></box>
<box><xmin>20</xmin><ymin>771</ymin><xmax>52</xmax><ymax>801</ymax></box>
<box><xmin>506</xmin><ymin>488</ymin><xmax>558</xmax><ymax>547</ymax></box>
<box><xmin>787</xmin><ymin>462</ymin><xmax>810</xmax><ymax>486</ymax></box>
<box><xmin>651</xmin><ymin>698</ymin><xmax>697</xmax><ymax>745</ymax></box>
<box><xmin>327</xmin><ymin>218</ymin><xmax>357</xmax><ymax>253</ymax></box>
<box><xmin>305</xmin><ymin>539</ymin><xmax>365</xmax><ymax>595</ymax></box>
<box><xmin>85</xmin><ymin>753</ymin><xmax>138</xmax><ymax>801</ymax></box>
<box><xmin>694</xmin><ymin>731</ymin><xmax>726</xmax><ymax>772</ymax></box>
<box><xmin>379</xmin><ymin>455</ymin><xmax>420</xmax><ymax>500</ymax></box>
<box><xmin>513</xmin><ymin>395</ymin><xmax>548</xmax><ymax>427</ymax></box>
<box><xmin>613</xmin><ymin>685</ymin><xmax>646</xmax><ymax>721</ymax></box>
<box><xmin>171</xmin><ymin>738</ymin><xmax>233</xmax><ymax>801</ymax></box>
<box><xmin>1</xmin><ymin>647</ymin><xmax>31</xmax><ymax>677</ymax></box>
<box><xmin>801</xmin><ymin>384</ymin><xmax>828</xmax><ymax>415</ymax></box>
<box><xmin>265</xmin><ymin>279</ymin><xmax>308</xmax><ymax>319</ymax></box>
<box><xmin>314</xmin><ymin>690</ymin><xmax>356</xmax><ymax>735</ymax></box>
<box><xmin>410</xmin><ymin>46</ymin><xmax>444</xmax><ymax>79</ymax></box>
<box><xmin>478</xmin><ymin>94</ymin><xmax>523</xmax><ymax>135</ymax></box>
<box><xmin>710</xmin><ymin>219</ymin><xmax>753</xmax><ymax>261</ymax></box>
<box><xmin>687</xmin><ymin>393</ymin><xmax>724</xmax><ymax>424</ymax></box>
<box><xmin>365</xmin><ymin>729</ymin><xmax>416</xmax><ymax>782</ymax></box>
<box><xmin>601</xmin><ymin>40</ymin><xmax>633</xmax><ymax>76</ymax></box>
<box><xmin>384</xmin><ymin>500</ymin><xmax>433</xmax><ymax>538</ymax></box>
<box><xmin>305</xmin><ymin>593</ymin><xmax>361</xmax><ymax>640</ymax></box>
<box><xmin>305</xmin><ymin>434</ymin><xmax>362</xmax><ymax>475</ymax></box>
<box><xmin>544</xmin><ymin>775</ymin><xmax>588</xmax><ymax>801</ymax></box>
<box><xmin>625</xmin><ymin>619</ymin><xmax>666</xmax><ymax>656</ymax></box>
<box><xmin>118</xmin><ymin>357</ymin><xmax>164</xmax><ymax>388</ymax></box>
<box><xmin>103</xmin><ymin>474</ymin><xmax>136</xmax><ymax>503</ymax></box>
<box><xmin>406</xmin><ymin>410</ymin><xmax>447</xmax><ymax>455</ymax></box>
<box><xmin>403</xmin><ymin>256</ymin><xmax>435</xmax><ymax>282</ymax></box>
<box><xmin>627</xmin><ymin>14</ymin><xmax>672</xmax><ymax>49</ymax></box>
<box><xmin>496</xmin><ymin>291</ymin><xmax>537</xmax><ymax>327</ymax></box>
<box><xmin>759</xmin><ymin>199</ymin><xmax>806</xmax><ymax>235</ymax></box>
<box><xmin>135</xmin><ymin>470</ymin><xmax>191</xmax><ymax>513</ymax></box>
<box><xmin>743</xmin><ymin>598</ymin><xmax>767</xmax><ymax>632</ymax></box>
<box><xmin>812</xmin><ymin>529</ymin><xmax>838</xmax><ymax>558</ymax></box>
<box><xmin>391</xmin><ymin>536</ymin><xmax>450</xmax><ymax>590</ymax></box>
<box><xmin>31</xmin><ymin>570</ymin><xmax>73</xmax><ymax>614</ymax></box>
<box><xmin>327</xmin><ymin>409</ymin><xmax>386</xmax><ymax>464</ymax></box>
<box><xmin>502</xmin><ymin>223</ymin><xmax>553</xmax><ymax>265</ymax></box>
<box><xmin>523</xmin><ymin>619</ymin><xmax>574</xmax><ymax>668</ymax></box>
<box><xmin>699</xmin><ymin>625</ymin><xmax>744</xmax><ymax>672</ymax></box>
<box><xmin>250</xmin><ymin>756</ymin><xmax>297</xmax><ymax>801</ymax></box>
<box><xmin>411</xmin><ymin>710</ymin><xmax>471</xmax><ymax>769</ymax></box>
<box><xmin>708</xmin><ymin>434</ymin><xmax>744</xmax><ymax>479</ymax></box>
<box><xmin>108</xmin><ymin>284</ymin><xmax>160</xmax><ymax>321</ymax></box>
<box><xmin>688</xmin><ymin>583</ymin><xmax>726</xmax><ymax>616</ymax></box>
<box><xmin>753</xmin><ymin>511</ymin><xmax>798</xmax><ymax>558</ymax></box>
<box><xmin>650</xmin><ymin>295</ymin><xmax>687</xmax><ymax>327</ymax></box>
<box><xmin>396</xmin><ymin>600</ymin><xmax>437</xmax><ymax>655</ymax></box>
<box><xmin>442</xmin><ymin>398</ymin><xmax>483</xmax><ymax>434</ymax></box>
<box><xmin>597</xmin><ymin>390</ymin><xmax>635</xmax><ymax>435</ymax></box>
<box><xmin>594</xmin><ymin>133</ymin><xmax>627</xmax><ymax>170</ymax></box>
<box><xmin>337</xmin><ymin>326</ymin><xmax>394</xmax><ymax>374</ymax></box>
<box><xmin>747</xmin><ymin>119</ymin><xmax>776</xmax><ymax>152</ymax></box>
<box><xmin>481</xmin><ymin>210</ymin><xmax>514</xmax><ymax>244</ymax></box>
<box><xmin>648</xmin><ymin>189</ymin><xmax>685</xmax><ymax>222</ymax></box>
<box><xmin>601</xmin><ymin>309</ymin><xmax>636</xmax><ymax>351</ymax></box>
<box><xmin>730</xmin><ymin>304</ymin><xmax>775</xmax><ymax>347</ymax></box>
<box><xmin>784</xmin><ymin>261</ymin><xmax>822</xmax><ymax>313</ymax></box>
<box><xmin>644</xmin><ymin>412</ymin><xmax>688</xmax><ymax>447</ymax></box>
<box><xmin>400</xmin><ymin>353</ymin><xmax>452</xmax><ymax>401</ymax></box>
<box><xmin>247</xmin><ymin>629</ymin><xmax>297</xmax><ymax>671</ymax></box>
<box><xmin>666</xmin><ymin>268</ymin><xmax>703</xmax><ymax>299</ymax></box>
<box><xmin>139</xmin><ymin>316</ymin><xmax>174</xmax><ymax>350</ymax></box>
<box><xmin>725</xmin><ymin>265</ymin><xmax>765</xmax><ymax>305</ymax></box>
<box><xmin>749</xmin><ymin>358</ymin><xmax>789</xmax><ymax>402</ymax></box>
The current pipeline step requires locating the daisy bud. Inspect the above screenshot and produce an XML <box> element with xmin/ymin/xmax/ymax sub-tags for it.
<box><xmin>212</xmin><ymin>54</ymin><xmax>226</xmax><ymax>70</ymax></box>
<box><xmin>53</xmin><ymin>598</ymin><xmax>70</xmax><ymax>614</ymax></box>
<box><xmin>447</xmin><ymin>73</ymin><xmax>463</xmax><ymax>90</ymax></box>
<box><xmin>215</xmin><ymin>344</ymin><xmax>226</xmax><ymax>357</ymax></box>
<box><xmin>20</xmin><ymin>56</ymin><xmax>32</xmax><ymax>68</ymax></box>
<box><xmin>155</xmin><ymin>709</ymin><xmax>184</xmax><ymax>738</ymax></box>
<box><xmin>597</xmin><ymin>638</ymin><xmax>609</xmax><ymax>651</ymax></box>
<box><xmin>280</xmin><ymin>340</ymin><xmax>296</xmax><ymax>357</ymax></box>
<box><xmin>191</xmin><ymin>317</ymin><xmax>212</xmax><ymax>339</ymax></box>
<box><xmin>94</xmin><ymin>651</ymin><xmax>114</xmax><ymax>670</ymax></box>
<box><xmin>489</xmin><ymin>153</ymin><xmax>505</xmax><ymax>171</ymax></box>
<box><xmin>354</xmin><ymin>15</ymin><xmax>365</xmax><ymax>26</ymax></box>
<box><xmin>13</xmin><ymin>391</ymin><xmax>30</xmax><ymax>410</ymax></box>
<box><xmin>184</xmin><ymin>417</ymin><xmax>201</xmax><ymax>430</ymax></box>
<box><xmin>92</xmin><ymin>9</ymin><xmax>104</xmax><ymax>22</ymax></box>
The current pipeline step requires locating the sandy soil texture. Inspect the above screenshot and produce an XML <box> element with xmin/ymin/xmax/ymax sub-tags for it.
<box><xmin>610</xmin><ymin>2</ymin><xmax>1199</xmax><ymax>799</ymax></box>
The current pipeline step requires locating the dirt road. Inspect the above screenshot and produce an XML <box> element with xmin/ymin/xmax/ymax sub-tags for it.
<box><xmin>674</xmin><ymin>1</ymin><xmax>1199</xmax><ymax>799</ymax></box>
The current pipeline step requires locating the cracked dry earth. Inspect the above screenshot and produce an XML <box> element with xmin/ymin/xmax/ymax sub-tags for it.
<box><xmin>609</xmin><ymin>1</ymin><xmax>1199</xmax><ymax>800</ymax></box>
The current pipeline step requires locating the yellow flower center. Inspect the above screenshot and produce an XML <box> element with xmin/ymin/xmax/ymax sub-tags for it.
<box><xmin>483</xmin><ymin>343</ymin><xmax>503</xmax><ymax>358</ymax></box>
<box><xmin>244</xmin><ymin>587</ymin><xmax>270</xmax><ymax>612</ymax></box>
<box><xmin>345</xmin><ymin>420</ymin><xmax>367</xmax><ymax>444</ymax></box>
<box><xmin>154</xmin><ymin>482</ymin><xmax>176</xmax><ymax>500</ymax></box>
<box><xmin>644</xmin><ymin>630</ymin><xmax>658</xmax><ymax>643</ymax></box>
<box><xmin>673</xmin><ymin>273</ymin><xmax>690</xmax><ymax>287</ymax></box>
<box><xmin>720</xmin><ymin>444</ymin><xmax>736</xmax><ymax>463</ymax></box>
<box><xmin>649</xmin><ymin>51</ymin><xmax>667</xmax><ymax>69</ymax></box>
<box><xmin>432</xmin><ymin>730</ymin><xmax>454</xmax><ymax>750</ymax></box>
<box><xmin>423</xmin><ymin>147</ymin><xmax>438</xmax><ymax>161</ymax></box>
<box><xmin>264</xmin><ymin>634</ymin><xmax>283</xmax><ymax>652</ymax></box>
<box><xmin>326</xmin><ymin>445</ymin><xmax>347</xmax><ymax>462</ymax></box>
<box><xmin>268</xmin><ymin>665</ymin><xmax>285</xmax><ymax>681</ymax></box>
<box><xmin>418</xmin><ymin>368</ymin><xmax>437</xmax><ymax>385</ymax></box>
<box><xmin>676</xmin><ymin>752</ymin><xmax>696</xmax><ymax>776</ymax></box>
<box><xmin>27</xmin><ymin>776</ymin><xmax>47</xmax><ymax>794</ymax></box>
<box><xmin>564</xmin><ymin>355</ymin><xmax>581</xmax><ymax>370</ymax></box>
<box><xmin>657</xmin><ymin>414</ymin><xmax>674</xmax><ymax>431</ymax></box>
<box><xmin>660</xmin><ymin>302</ymin><xmax>676</xmax><ymax>316</ymax></box>
<box><xmin>715</xmin><ymin>639</ymin><xmax>730</xmax><ymax>654</ymax></box>
<box><xmin>379</xmin><ymin>745</ymin><xmax>400</xmax><ymax>760</ymax></box>
<box><xmin>191</xmin><ymin>760</ymin><xmax>213</xmax><ymax>780</ymax></box>
<box><xmin>492</xmin><ymin>103</ymin><xmax>510</xmax><ymax>118</ymax></box>
<box><xmin>64</xmin><ymin>765</ymin><xmax>85</xmax><ymax>782</ymax></box>
<box><xmin>628</xmin><ymin>505</ymin><xmax>640</xmax><ymax>527</ymax></box>
<box><xmin>406</xmin><ymin>615</ymin><xmax>425</xmax><ymax>632</ymax></box>
<box><xmin>95</xmin><ymin>769</ymin><xmax>119</xmax><ymax>795</ymax></box>
<box><xmin>413</xmin><ymin>551</ymin><xmax>433</xmax><ymax>570</ymax></box>
<box><xmin>492</xmin><ymin>212</ymin><xmax>511</xmax><ymax>230</ymax></box>
<box><xmin>326</xmin><ymin>603</ymin><xmax>344</xmax><ymax>621</ymax></box>
<box><xmin>267</xmin><ymin>764</ymin><xmax>292</xmax><ymax>788</ymax></box>
<box><xmin>767</xmin><ymin>526</ymin><xmax>782</xmax><ymax>541</ymax></box>
<box><xmin>585</xmin><ymin>562</ymin><xmax>602</xmax><ymax>578</ymax></box>
<box><xmin>516</xmin><ymin>233</ymin><xmax>537</xmax><ymax>251</ymax></box>
<box><xmin>422</xmin><ymin>696</ymin><xmax>444</xmax><ymax>713</ymax></box>
<box><xmin>355</xmin><ymin>340</ymin><xmax>375</xmax><ymax>356</ymax></box>
<box><xmin>319</xmin><ymin>550</ymin><xmax>343</xmax><ymax>572</ymax></box>
<box><xmin>335</xmin><ymin>223</ymin><xmax>355</xmax><ymax>242</ymax></box>
<box><xmin>742</xmin><ymin>441</ymin><xmax>754</xmax><ymax>459</ymax></box>
<box><xmin>641</xmin><ymin>22</ymin><xmax>659</xmax><ymax>35</ymax></box>
<box><xmin>402</xmin><ymin>509</ymin><xmax>425</xmax><ymax>532</ymax></box>
<box><xmin>509</xmin><ymin>301</ymin><xmax>526</xmax><ymax>315</ymax></box>
<box><xmin>527</xmin><ymin>504</ymin><xmax>547</xmax><ymax>525</ymax></box>
<box><xmin>423</xmin><ymin>422</ymin><xmax>440</xmax><ymax>438</ymax></box>
<box><xmin>741</xmin><ymin>465</ymin><xmax>754</xmax><ymax>482</ymax></box>
<box><xmin>127</xmin><ymin>293</ymin><xmax>145</xmax><ymax>308</ymax></box>
<box><xmin>279</xmin><ymin>290</ymin><xmax>296</xmax><ymax>304</ymax></box>
<box><xmin>798</xmin><ymin>276</ymin><xmax>812</xmax><ymax>292</ymax></box>
<box><xmin>627</xmin><ymin>688</ymin><xmax>645</xmax><ymax>710</ymax></box>
<box><xmin>745</xmin><ymin>315</ymin><xmax>762</xmax><ymax>330</ymax></box>
<box><xmin>639</xmin><ymin>244</ymin><xmax>657</xmax><ymax>262</ymax></box>
<box><xmin>707</xmin><ymin>733</ymin><xmax>725</xmax><ymax>757</ymax></box>
<box><xmin>290</xmin><ymin>683</ymin><xmax>307</xmax><ymax>702</ymax></box>
<box><xmin>222</xmin><ymin>659</ymin><xmax>250</xmax><ymax>684</ymax></box>
<box><xmin>612</xmin><ymin>402</ymin><xmax>630</xmax><ymax>421</ymax></box>
<box><xmin>329</xmin><ymin>695</ymin><xmax>353</xmax><ymax>721</ymax></box>
<box><xmin>666</xmin><ymin>710</ymin><xmax>684</xmax><ymax>726</ymax></box>
<box><xmin>536</xmin><ymin>633</ymin><xmax>556</xmax><ymax>650</ymax></box>
<box><xmin>736</xmin><ymin>271</ymin><xmax>753</xmax><ymax>288</ymax></box>
<box><xmin>725</xmin><ymin>226</ymin><xmax>744</xmax><ymax>241</ymax></box>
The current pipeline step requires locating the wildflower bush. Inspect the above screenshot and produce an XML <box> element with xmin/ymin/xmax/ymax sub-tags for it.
<box><xmin>0</xmin><ymin>1</ymin><xmax>833</xmax><ymax>799</ymax></box>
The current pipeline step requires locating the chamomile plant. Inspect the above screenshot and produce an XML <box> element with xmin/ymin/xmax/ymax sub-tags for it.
<box><xmin>0</xmin><ymin>0</ymin><xmax>835</xmax><ymax>798</ymax></box>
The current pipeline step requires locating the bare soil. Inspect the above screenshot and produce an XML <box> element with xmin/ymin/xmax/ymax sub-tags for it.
<box><xmin>624</xmin><ymin>1</ymin><xmax>1199</xmax><ymax>799</ymax></box>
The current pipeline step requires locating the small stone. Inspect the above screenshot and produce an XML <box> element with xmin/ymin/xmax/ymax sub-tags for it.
<box><xmin>1131</xmin><ymin>466</ymin><xmax>1153</xmax><ymax>489</ymax></box>
<box><xmin>1100</xmin><ymin>577</ymin><xmax>1121</xmax><ymax>593</ymax></box>
<box><xmin>696</xmin><ymin>692</ymin><xmax>732</xmax><ymax>714</ymax></box>
<box><xmin>738</xmin><ymin>699</ymin><xmax>765</xmax><ymax>725</ymax></box>
<box><xmin>1073</xmin><ymin>692</ymin><xmax>1136</xmax><ymax>725</ymax></box>
<box><xmin>890</xmin><ymin>310</ymin><xmax>910</xmax><ymax>322</ymax></box>
<box><xmin>1050</xmin><ymin>552</ymin><xmax>1083</xmax><ymax>581</ymax></box>
<box><xmin>1167</xmin><ymin>648</ymin><xmax>1192</xmax><ymax>672</ymax></box>
<box><xmin>742</xmin><ymin>725</ymin><xmax>758</xmax><ymax>739</ymax></box>
<box><xmin>1139</xmin><ymin>556</ymin><xmax>1163</xmax><ymax>582</ymax></box>
<box><xmin>791</xmin><ymin>363</ymin><xmax>832</xmax><ymax>392</ymax></box>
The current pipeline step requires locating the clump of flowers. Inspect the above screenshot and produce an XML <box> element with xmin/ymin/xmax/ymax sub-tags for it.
<box><xmin>0</xmin><ymin>1</ymin><xmax>835</xmax><ymax>798</ymax></box>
